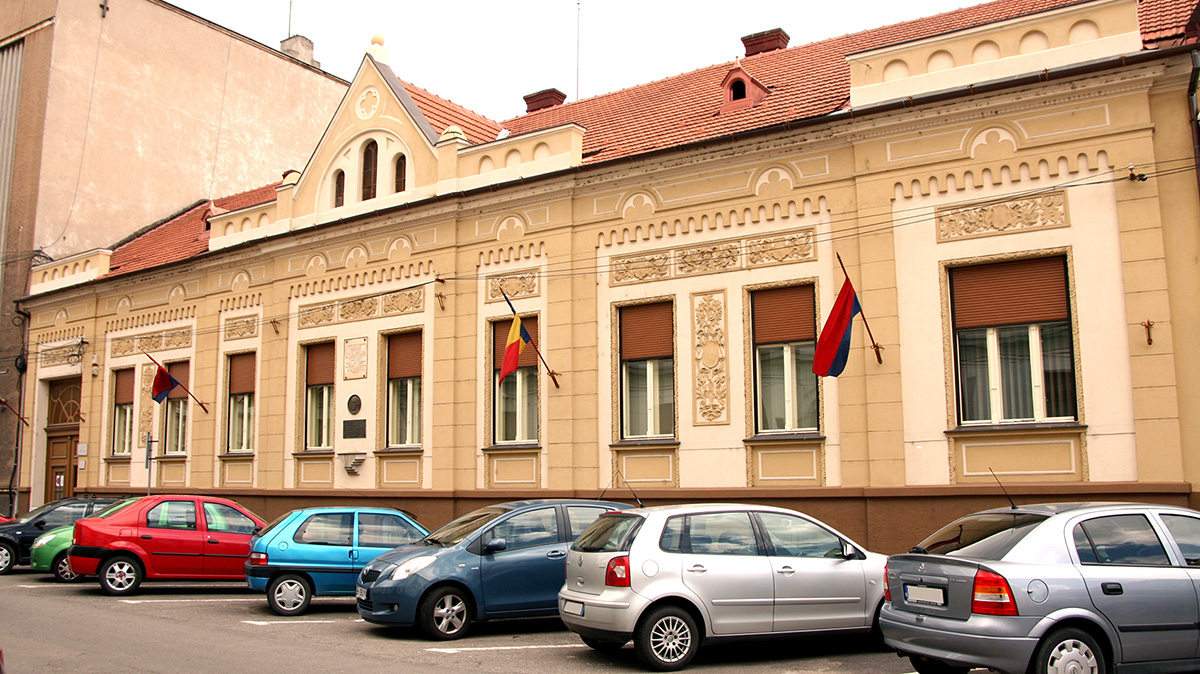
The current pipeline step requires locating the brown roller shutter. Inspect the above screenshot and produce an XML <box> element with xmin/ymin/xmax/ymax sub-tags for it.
<box><xmin>952</xmin><ymin>257</ymin><xmax>1069</xmax><ymax>328</ymax></box>
<box><xmin>306</xmin><ymin>342</ymin><xmax>335</xmax><ymax>386</ymax></box>
<box><xmin>493</xmin><ymin>316</ymin><xmax>538</xmax><ymax>369</ymax></box>
<box><xmin>620</xmin><ymin>302</ymin><xmax>673</xmax><ymax>360</ymax></box>
<box><xmin>753</xmin><ymin>285</ymin><xmax>815</xmax><ymax>344</ymax></box>
<box><xmin>228</xmin><ymin>353</ymin><xmax>256</xmax><ymax>395</ymax></box>
<box><xmin>388</xmin><ymin>332</ymin><xmax>422</xmax><ymax>379</ymax></box>
<box><xmin>166</xmin><ymin>361</ymin><xmax>189</xmax><ymax>399</ymax></box>
<box><xmin>114</xmin><ymin>369</ymin><xmax>134</xmax><ymax>404</ymax></box>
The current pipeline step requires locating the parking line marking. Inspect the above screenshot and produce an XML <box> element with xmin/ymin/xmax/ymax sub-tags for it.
<box><xmin>427</xmin><ymin>644</ymin><xmax>587</xmax><ymax>654</ymax></box>
<box><xmin>243</xmin><ymin>619</ymin><xmax>339</xmax><ymax>625</ymax></box>
<box><xmin>119</xmin><ymin>598</ymin><xmax>263</xmax><ymax>604</ymax></box>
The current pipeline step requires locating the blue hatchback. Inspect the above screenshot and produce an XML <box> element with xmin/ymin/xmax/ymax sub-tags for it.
<box><xmin>246</xmin><ymin>506</ymin><xmax>427</xmax><ymax>615</ymax></box>
<box><xmin>356</xmin><ymin>499</ymin><xmax>627</xmax><ymax>639</ymax></box>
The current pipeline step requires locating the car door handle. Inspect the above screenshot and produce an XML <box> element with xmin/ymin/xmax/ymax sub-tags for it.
<box><xmin>687</xmin><ymin>565</ymin><xmax>707</xmax><ymax>574</ymax></box>
<box><xmin>776</xmin><ymin>566</ymin><xmax>796</xmax><ymax>575</ymax></box>
<box><xmin>546</xmin><ymin>550</ymin><xmax>566</xmax><ymax>559</ymax></box>
<box><xmin>1102</xmin><ymin>582</ymin><xmax>1123</xmax><ymax>595</ymax></box>
<box><xmin>140</xmin><ymin>535</ymin><xmax>153</xmax><ymax>540</ymax></box>
<box><xmin>207</xmin><ymin>538</ymin><xmax>221</xmax><ymax>545</ymax></box>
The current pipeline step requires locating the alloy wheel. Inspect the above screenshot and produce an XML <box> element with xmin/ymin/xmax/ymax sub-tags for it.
<box><xmin>433</xmin><ymin>593</ymin><xmax>466</xmax><ymax>635</ymax></box>
<box><xmin>649</xmin><ymin>615</ymin><xmax>692</xmax><ymax>664</ymax></box>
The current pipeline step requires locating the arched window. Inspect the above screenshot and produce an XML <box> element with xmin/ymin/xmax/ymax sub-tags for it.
<box><xmin>362</xmin><ymin>141</ymin><xmax>378</xmax><ymax>201</ymax></box>
<box><xmin>395</xmin><ymin>155</ymin><xmax>407</xmax><ymax>193</ymax></box>
<box><xmin>334</xmin><ymin>170</ymin><xmax>345</xmax><ymax>207</ymax></box>
<box><xmin>730</xmin><ymin>80</ymin><xmax>747</xmax><ymax>101</ymax></box>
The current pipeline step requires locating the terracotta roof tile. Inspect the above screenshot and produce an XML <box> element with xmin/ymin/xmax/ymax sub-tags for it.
<box><xmin>402</xmin><ymin>81</ymin><xmax>503</xmax><ymax>144</ymax></box>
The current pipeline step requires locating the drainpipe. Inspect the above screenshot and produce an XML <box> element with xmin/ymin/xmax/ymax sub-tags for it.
<box><xmin>1190</xmin><ymin>51</ymin><xmax>1200</xmax><ymax>200</ymax></box>
<box><xmin>8</xmin><ymin>304</ymin><xmax>30</xmax><ymax>516</ymax></box>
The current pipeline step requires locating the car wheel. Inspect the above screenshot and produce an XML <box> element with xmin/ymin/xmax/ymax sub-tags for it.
<box><xmin>582</xmin><ymin>636</ymin><xmax>626</xmax><ymax>653</ymax></box>
<box><xmin>98</xmin><ymin>555</ymin><xmax>142</xmax><ymax>596</ymax></box>
<box><xmin>908</xmin><ymin>655</ymin><xmax>970</xmax><ymax>674</ymax></box>
<box><xmin>634</xmin><ymin>605</ymin><xmax>699</xmax><ymax>671</ymax></box>
<box><xmin>0</xmin><ymin>541</ymin><xmax>14</xmax><ymax>574</ymax></box>
<box><xmin>52</xmin><ymin>552</ymin><xmax>79</xmax><ymax>582</ymax></box>
<box><xmin>267</xmin><ymin>574</ymin><xmax>313</xmax><ymax>616</ymax></box>
<box><xmin>1032</xmin><ymin>627</ymin><xmax>1108</xmax><ymax>674</ymax></box>
<box><xmin>417</xmin><ymin>586</ymin><xmax>471</xmax><ymax>640</ymax></box>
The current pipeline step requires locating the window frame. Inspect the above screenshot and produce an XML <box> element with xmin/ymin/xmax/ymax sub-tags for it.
<box><xmin>387</xmin><ymin>376</ymin><xmax>421</xmax><ymax>447</ymax></box>
<box><xmin>163</xmin><ymin>397</ymin><xmax>188</xmax><ymax>454</ymax></box>
<box><xmin>621</xmin><ymin>357</ymin><xmax>674</xmax><ymax>438</ymax></box>
<box><xmin>618</xmin><ymin>302</ymin><xmax>675</xmax><ymax>440</ymax></box>
<box><xmin>492</xmin><ymin>317</ymin><xmax>539</xmax><ymax>445</ymax></box>
<box><xmin>361</xmin><ymin>140</ymin><xmax>378</xmax><ymax>201</ymax></box>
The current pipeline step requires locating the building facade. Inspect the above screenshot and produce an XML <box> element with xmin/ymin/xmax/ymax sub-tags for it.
<box><xmin>0</xmin><ymin>0</ymin><xmax>348</xmax><ymax>513</ymax></box>
<box><xmin>14</xmin><ymin>0</ymin><xmax>1200</xmax><ymax>552</ymax></box>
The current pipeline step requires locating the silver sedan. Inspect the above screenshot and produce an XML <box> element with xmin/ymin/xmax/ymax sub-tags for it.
<box><xmin>880</xmin><ymin>502</ymin><xmax>1200</xmax><ymax>674</ymax></box>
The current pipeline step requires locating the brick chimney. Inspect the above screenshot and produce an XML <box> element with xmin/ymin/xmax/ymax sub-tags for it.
<box><xmin>741</xmin><ymin>28</ymin><xmax>790</xmax><ymax>57</ymax></box>
<box><xmin>281</xmin><ymin>35</ymin><xmax>320</xmax><ymax>68</ymax></box>
<box><xmin>523</xmin><ymin>88</ymin><xmax>567</xmax><ymax>113</ymax></box>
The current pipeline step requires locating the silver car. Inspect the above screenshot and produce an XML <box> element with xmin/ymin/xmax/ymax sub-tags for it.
<box><xmin>558</xmin><ymin>503</ymin><xmax>886</xmax><ymax>671</ymax></box>
<box><xmin>880</xmin><ymin>502</ymin><xmax>1200</xmax><ymax>674</ymax></box>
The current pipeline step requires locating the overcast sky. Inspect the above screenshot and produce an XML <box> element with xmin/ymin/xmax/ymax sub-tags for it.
<box><xmin>167</xmin><ymin>0</ymin><xmax>980</xmax><ymax>121</ymax></box>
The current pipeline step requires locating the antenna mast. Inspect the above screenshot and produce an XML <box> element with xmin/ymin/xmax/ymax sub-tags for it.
<box><xmin>575</xmin><ymin>0</ymin><xmax>581</xmax><ymax>101</ymax></box>
<box><xmin>287</xmin><ymin>0</ymin><xmax>293</xmax><ymax>37</ymax></box>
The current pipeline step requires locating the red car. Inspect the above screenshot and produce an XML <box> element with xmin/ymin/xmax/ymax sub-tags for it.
<box><xmin>69</xmin><ymin>494</ymin><xmax>264</xmax><ymax>595</ymax></box>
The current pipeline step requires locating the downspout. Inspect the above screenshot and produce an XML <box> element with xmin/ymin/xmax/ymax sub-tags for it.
<box><xmin>8</xmin><ymin>304</ymin><xmax>30</xmax><ymax>516</ymax></box>
<box><xmin>1190</xmin><ymin>51</ymin><xmax>1200</xmax><ymax>200</ymax></box>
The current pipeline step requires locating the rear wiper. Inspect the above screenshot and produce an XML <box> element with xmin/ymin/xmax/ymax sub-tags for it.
<box><xmin>422</xmin><ymin>537</ymin><xmax>442</xmax><ymax>546</ymax></box>
<box><xmin>909</xmin><ymin>545</ymin><xmax>929</xmax><ymax>554</ymax></box>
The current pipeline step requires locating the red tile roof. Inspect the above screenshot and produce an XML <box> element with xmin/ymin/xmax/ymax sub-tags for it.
<box><xmin>105</xmin><ymin>183</ymin><xmax>279</xmax><ymax>278</ymax></box>
<box><xmin>403</xmin><ymin>81</ymin><xmax>503</xmax><ymax>145</ymax></box>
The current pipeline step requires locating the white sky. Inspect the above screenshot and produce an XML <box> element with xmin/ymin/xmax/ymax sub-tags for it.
<box><xmin>167</xmin><ymin>0</ymin><xmax>980</xmax><ymax>122</ymax></box>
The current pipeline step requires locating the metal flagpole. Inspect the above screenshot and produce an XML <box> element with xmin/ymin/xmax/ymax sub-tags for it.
<box><xmin>500</xmin><ymin>289</ymin><xmax>561</xmax><ymax>389</ymax></box>
<box><xmin>835</xmin><ymin>253</ymin><xmax>883</xmax><ymax>364</ymax></box>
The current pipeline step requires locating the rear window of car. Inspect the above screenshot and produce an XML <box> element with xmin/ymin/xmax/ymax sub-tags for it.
<box><xmin>573</xmin><ymin>514</ymin><xmax>642</xmax><ymax>552</ymax></box>
<box><xmin>917</xmin><ymin>512</ymin><xmax>1048</xmax><ymax>560</ymax></box>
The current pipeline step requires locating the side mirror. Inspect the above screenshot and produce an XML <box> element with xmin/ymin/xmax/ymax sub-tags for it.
<box><xmin>841</xmin><ymin>540</ymin><xmax>861</xmax><ymax>559</ymax></box>
<box><xmin>252</xmin><ymin>526</ymin><xmax>262</xmax><ymax>536</ymax></box>
<box><xmin>34</xmin><ymin>519</ymin><xmax>46</xmax><ymax>530</ymax></box>
<box><xmin>483</xmin><ymin>537</ymin><xmax>507</xmax><ymax>554</ymax></box>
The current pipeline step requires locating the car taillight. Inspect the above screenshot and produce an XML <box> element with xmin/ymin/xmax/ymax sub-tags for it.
<box><xmin>249</xmin><ymin>552</ymin><xmax>268</xmax><ymax>566</ymax></box>
<box><xmin>971</xmin><ymin>568</ymin><xmax>1018</xmax><ymax>616</ymax></box>
<box><xmin>605</xmin><ymin>555</ymin><xmax>630</xmax><ymax>587</ymax></box>
<box><xmin>883</xmin><ymin>562</ymin><xmax>891</xmax><ymax>602</ymax></box>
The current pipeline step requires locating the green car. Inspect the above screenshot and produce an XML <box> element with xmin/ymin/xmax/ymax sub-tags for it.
<box><xmin>31</xmin><ymin>498</ymin><xmax>137</xmax><ymax>581</ymax></box>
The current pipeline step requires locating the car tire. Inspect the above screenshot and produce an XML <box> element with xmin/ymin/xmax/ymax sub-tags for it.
<box><xmin>908</xmin><ymin>655</ymin><xmax>970</xmax><ymax>674</ymax></box>
<box><xmin>98</xmin><ymin>555</ymin><xmax>142</xmax><ymax>596</ymax></box>
<box><xmin>267</xmin><ymin>574</ymin><xmax>313</xmax><ymax>616</ymax></box>
<box><xmin>634</xmin><ymin>605</ymin><xmax>699</xmax><ymax>672</ymax></box>
<box><xmin>52</xmin><ymin>552</ymin><xmax>79</xmax><ymax>582</ymax></box>
<box><xmin>582</xmin><ymin>636</ymin><xmax>625</xmax><ymax>653</ymax></box>
<box><xmin>0</xmin><ymin>541</ymin><xmax>14</xmax><ymax>574</ymax></box>
<box><xmin>1032</xmin><ymin>627</ymin><xmax>1108</xmax><ymax>674</ymax></box>
<box><xmin>417</xmin><ymin>586</ymin><xmax>471</xmax><ymax>640</ymax></box>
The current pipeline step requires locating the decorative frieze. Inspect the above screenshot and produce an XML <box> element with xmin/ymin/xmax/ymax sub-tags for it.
<box><xmin>486</xmin><ymin>272</ymin><xmax>539</xmax><ymax>303</ymax></box>
<box><xmin>40</xmin><ymin>344</ymin><xmax>82</xmax><ymax>368</ymax></box>
<box><xmin>299</xmin><ymin>304</ymin><xmax>335</xmax><ymax>327</ymax></box>
<box><xmin>382</xmin><ymin>289</ymin><xmax>424</xmax><ymax>315</ymax></box>
<box><xmin>692</xmin><ymin>292</ymin><xmax>729</xmax><ymax>425</ymax></box>
<box><xmin>937</xmin><ymin>192</ymin><xmax>1067</xmax><ymax>242</ymax></box>
<box><xmin>610</xmin><ymin>227</ymin><xmax>816</xmax><ymax>286</ymax></box>
<box><xmin>224</xmin><ymin>317</ymin><xmax>258</xmax><ymax>341</ymax></box>
<box><xmin>110</xmin><ymin>328</ymin><xmax>193</xmax><ymax>358</ymax></box>
<box><xmin>339</xmin><ymin>297</ymin><xmax>379</xmax><ymax>321</ymax></box>
<box><xmin>301</xmin><ymin>287</ymin><xmax>426</xmax><ymax>329</ymax></box>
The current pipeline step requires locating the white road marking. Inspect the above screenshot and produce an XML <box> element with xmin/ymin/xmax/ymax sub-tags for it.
<box><xmin>119</xmin><ymin>598</ymin><xmax>263</xmax><ymax>604</ymax></box>
<box><xmin>243</xmin><ymin>619</ymin><xmax>339</xmax><ymax>625</ymax></box>
<box><xmin>428</xmin><ymin>644</ymin><xmax>587</xmax><ymax>654</ymax></box>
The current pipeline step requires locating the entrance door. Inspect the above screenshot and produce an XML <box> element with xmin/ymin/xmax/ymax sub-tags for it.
<box><xmin>45</xmin><ymin>434</ymin><xmax>77</xmax><ymax>501</ymax></box>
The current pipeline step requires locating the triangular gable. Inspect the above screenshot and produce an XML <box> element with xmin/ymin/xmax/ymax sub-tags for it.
<box><xmin>371</xmin><ymin>55</ymin><xmax>440</xmax><ymax>146</ymax></box>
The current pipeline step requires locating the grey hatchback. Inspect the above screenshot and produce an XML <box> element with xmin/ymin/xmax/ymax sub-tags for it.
<box><xmin>880</xmin><ymin>502</ymin><xmax>1200</xmax><ymax>674</ymax></box>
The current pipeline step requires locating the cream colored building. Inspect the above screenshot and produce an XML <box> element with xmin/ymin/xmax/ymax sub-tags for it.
<box><xmin>0</xmin><ymin>0</ymin><xmax>347</xmax><ymax>512</ymax></box>
<box><xmin>15</xmin><ymin>0</ymin><xmax>1200</xmax><ymax>551</ymax></box>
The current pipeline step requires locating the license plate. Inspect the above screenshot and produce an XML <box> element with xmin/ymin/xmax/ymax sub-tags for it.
<box><xmin>355</xmin><ymin>587</ymin><xmax>368</xmax><ymax>601</ymax></box>
<box><xmin>904</xmin><ymin>584</ymin><xmax>945</xmax><ymax>606</ymax></box>
<box><xmin>562</xmin><ymin>600</ymin><xmax>584</xmax><ymax>616</ymax></box>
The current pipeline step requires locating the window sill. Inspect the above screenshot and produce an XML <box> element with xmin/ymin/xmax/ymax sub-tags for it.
<box><xmin>610</xmin><ymin>438</ymin><xmax>680</xmax><ymax>449</ymax></box>
<box><xmin>105</xmin><ymin>455</ymin><xmax>132</xmax><ymax>462</ymax></box>
<box><xmin>744</xmin><ymin>432</ymin><xmax>825</xmax><ymax>444</ymax></box>
<box><xmin>482</xmin><ymin>443</ymin><xmax>541</xmax><ymax>452</ymax></box>
<box><xmin>375</xmin><ymin>446</ymin><xmax>423</xmax><ymax>455</ymax></box>
<box><xmin>157</xmin><ymin>454</ymin><xmax>187</xmax><ymax>462</ymax></box>
<box><xmin>219</xmin><ymin>452</ymin><xmax>255</xmax><ymax>459</ymax></box>
<box><xmin>292</xmin><ymin>449</ymin><xmax>335</xmax><ymax>457</ymax></box>
<box><xmin>945</xmin><ymin>422</ymin><xmax>1086</xmax><ymax>435</ymax></box>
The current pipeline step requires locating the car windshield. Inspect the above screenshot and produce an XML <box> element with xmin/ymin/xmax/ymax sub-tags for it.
<box><xmin>15</xmin><ymin>501</ymin><xmax>59</xmax><ymax>524</ymax></box>
<box><xmin>424</xmin><ymin>507</ymin><xmax>508</xmax><ymax>546</ymax></box>
<box><xmin>917</xmin><ymin>512</ymin><xmax>1048</xmax><ymax>559</ymax></box>
<box><xmin>574</xmin><ymin>513</ymin><xmax>642</xmax><ymax>552</ymax></box>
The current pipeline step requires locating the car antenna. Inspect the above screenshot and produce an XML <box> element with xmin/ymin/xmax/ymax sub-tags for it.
<box><xmin>989</xmin><ymin>467</ymin><xmax>1018</xmax><ymax>510</ymax></box>
<box><xmin>613</xmin><ymin>466</ymin><xmax>644</xmax><ymax>508</ymax></box>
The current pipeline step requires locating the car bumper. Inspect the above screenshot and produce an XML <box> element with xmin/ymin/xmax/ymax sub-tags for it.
<box><xmin>558</xmin><ymin>586</ymin><xmax>646</xmax><ymax>640</ymax></box>
<box><xmin>66</xmin><ymin>545</ymin><xmax>106</xmax><ymax>576</ymax></box>
<box><xmin>30</xmin><ymin>545</ymin><xmax>57</xmax><ymax>572</ymax></box>
<box><xmin>355</xmin><ymin>581</ymin><xmax>426</xmax><ymax>626</ymax></box>
<box><xmin>879</xmin><ymin>603</ymin><xmax>1039</xmax><ymax>674</ymax></box>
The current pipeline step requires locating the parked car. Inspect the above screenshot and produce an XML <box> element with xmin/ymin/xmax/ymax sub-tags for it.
<box><xmin>558</xmin><ymin>503</ymin><xmax>887</xmax><ymax>671</ymax></box>
<box><xmin>246</xmin><ymin>506</ymin><xmax>428</xmax><ymax>615</ymax></box>
<box><xmin>0</xmin><ymin>495</ymin><xmax>121</xmax><ymax>574</ymax></box>
<box><xmin>69</xmin><ymin>494</ymin><xmax>265</xmax><ymax>595</ymax></box>
<box><xmin>356</xmin><ymin>499</ymin><xmax>627</xmax><ymax>639</ymax></box>
<box><xmin>880</xmin><ymin>502</ymin><xmax>1200</xmax><ymax>674</ymax></box>
<box><xmin>30</xmin><ymin>497</ymin><xmax>139</xmax><ymax>582</ymax></box>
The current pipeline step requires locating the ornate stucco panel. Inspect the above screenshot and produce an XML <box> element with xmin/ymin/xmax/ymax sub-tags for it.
<box><xmin>692</xmin><ymin>291</ymin><xmax>729</xmax><ymax>426</ymax></box>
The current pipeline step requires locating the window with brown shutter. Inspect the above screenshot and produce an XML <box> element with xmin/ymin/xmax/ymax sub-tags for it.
<box><xmin>388</xmin><ymin>332</ymin><xmax>422</xmax><ymax>379</ymax></box>
<box><xmin>951</xmin><ymin>257</ymin><xmax>1069</xmax><ymax>328</ymax></box>
<box><xmin>114</xmin><ymin>369</ymin><xmax>134</xmax><ymax>404</ymax></box>
<box><xmin>752</xmin><ymin>285</ymin><xmax>815</xmax><ymax>344</ymax></box>
<box><xmin>228</xmin><ymin>353</ymin><xmax>255</xmax><ymax>395</ymax></box>
<box><xmin>306</xmin><ymin>343</ymin><xmax>335</xmax><ymax>386</ymax></box>
<box><xmin>166</xmin><ymin>361</ymin><xmax>189</xmax><ymax>400</ymax></box>
<box><xmin>620</xmin><ymin>303</ymin><xmax>673</xmax><ymax>360</ymax></box>
<box><xmin>493</xmin><ymin>317</ymin><xmax>538</xmax><ymax>369</ymax></box>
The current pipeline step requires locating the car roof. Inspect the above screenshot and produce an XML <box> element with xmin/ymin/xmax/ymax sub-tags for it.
<box><xmin>285</xmin><ymin>506</ymin><xmax>402</xmax><ymax>515</ymax></box>
<box><xmin>612</xmin><ymin>502</ymin><xmax>802</xmax><ymax>517</ymax></box>
<box><xmin>966</xmin><ymin>501</ymin><xmax>1195</xmax><ymax>518</ymax></box>
<box><xmin>493</xmin><ymin>499</ymin><xmax>628</xmax><ymax>510</ymax></box>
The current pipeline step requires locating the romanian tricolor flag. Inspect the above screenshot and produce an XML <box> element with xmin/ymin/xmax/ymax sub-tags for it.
<box><xmin>498</xmin><ymin>313</ymin><xmax>533</xmax><ymax>384</ymax></box>
<box><xmin>151</xmin><ymin>365</ymin><xmax>180</xmax><ymax>403</ymax></box>
<box><xmin>812</xmin><ymin>277</ymin><xmax>862</xmax><ymax>377</ymax></box>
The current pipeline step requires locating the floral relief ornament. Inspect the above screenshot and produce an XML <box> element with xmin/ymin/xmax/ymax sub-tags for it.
<box><xmin>938</xmin><ymin>193</ymin><xmax>1066</xmax><ymax>240</ymax></box>
<box><xmin>693</xmin><ymin>294</ymin><xmax>728</xmax><ymax>423</ymax></box>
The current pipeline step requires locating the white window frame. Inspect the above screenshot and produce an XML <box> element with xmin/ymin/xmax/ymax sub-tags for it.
<box><xmin>622</xmin><ymin>357</ymin><xmax>674</xmax><ymax>439</ymax></box>
<box><xmin>957</xmin><ymin>323</ymin><xmax>1075</xmax><ymax>425</ymax></box>
<box><xmin>754</xmin><ymin>341</ymin><xmax>818</xmax><ymax>433</ymax></box>
<box><xmin>112</xmin><ymin>402</ymin><xmax>133</xmax><ymax>455</ymax></box>
<box><xmin>494</xmin><ymin>367</ymin><xmax>538</xmax><ymax>443</ymax></box>
<box><xmin>163</xmin><ymin>397</ymin><xmax>188</xmax><ymax>454</ymax></box>
<box><xmin>227</xmin><ymin>391</ymin><xmax>255</xmax><ymax>452</ymax></box>
<box><xmin>306</xmin><ymin>384</ymin><xmax>334</xmax><ymax>449</ymax></box>
<box><xmin>387</xmin><ymin>376</ymin><xmax>421</xmax><ymax>447</ymax></box>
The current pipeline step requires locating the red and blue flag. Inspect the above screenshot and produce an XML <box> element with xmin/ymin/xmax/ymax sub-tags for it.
<box><xmin>151</xmin><ymin>365</ymin><xmax>180</xmax><ymax>403</ymax></box>
<box><xmin>498</xmin><ymin>291</ymin><xmax>533</xmax><ymax>384</ymax></box>
<box><xmin>812</xmin><ymin>277</ymin><xmax>862</xmax><ymax>377</ymax></box>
